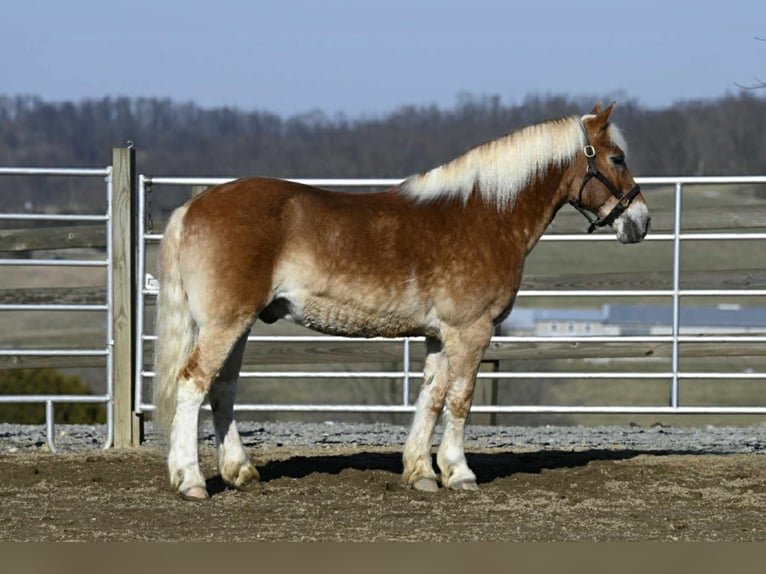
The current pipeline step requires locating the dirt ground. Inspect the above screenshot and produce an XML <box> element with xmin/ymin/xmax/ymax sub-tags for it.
<box><xmin>1</xmin><ymin>444</ymin><xmax>765</xmax><ymax>542</ymax></box>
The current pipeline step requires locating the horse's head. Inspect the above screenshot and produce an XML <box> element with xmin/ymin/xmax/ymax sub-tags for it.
<box><xmin>567</xmin><ymin>103</ymin><xmax>650</xmax><ymax>244</ymax></box>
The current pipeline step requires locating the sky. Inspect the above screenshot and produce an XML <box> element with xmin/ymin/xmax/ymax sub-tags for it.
<box><xmin>2</xmin><ymin>0</ymin><xmax>765</xmax><ymax>118</ymax></box>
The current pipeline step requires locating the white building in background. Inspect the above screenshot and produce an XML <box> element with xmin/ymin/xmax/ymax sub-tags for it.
<box><xmin>501</xmin><ymin>304</ymin><xmax>766</xmax><ymax>337</ymax></box>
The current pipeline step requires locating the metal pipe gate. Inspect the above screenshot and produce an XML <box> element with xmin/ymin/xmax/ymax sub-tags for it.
<box><xmin>0</xmin><ymin>166</ymin><xmax>114</xmax><ymax>451</ymax></box>
<box><xmin>134</xmin><ymin>175</ymin><xmax>766</xmax><ymax>418</ymax></box>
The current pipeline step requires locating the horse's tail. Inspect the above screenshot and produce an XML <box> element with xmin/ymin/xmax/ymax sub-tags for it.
<box><xmin>153</xmin><ymin>203</ymin><xmax>196</xmax><ymax>438</ymax></box>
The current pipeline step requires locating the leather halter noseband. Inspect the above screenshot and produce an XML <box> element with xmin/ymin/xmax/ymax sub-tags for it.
<box><xmin>569</xmin><ymin>124</ymin><xmax>641</xmax><ymax>233</ymax></box>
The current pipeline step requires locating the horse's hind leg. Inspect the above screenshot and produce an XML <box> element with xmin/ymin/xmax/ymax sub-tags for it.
<box><xmin>402</xmin><ymin>337</ymin><xmax>448</xmax><ymax>491</ymax></box>
<box><xmin>209</xmin><ymin>329</ymin><xmax>260</xmax><ymax>491</ymax></box>
<box><xmin>436</xmin><ymin>320</ymin><xmax>493</xmax><ymax>491</ymax></box>
<box><xmin>168</xmin><ymin>322</ymin><xmax>252</xmax><ymax>501</ymax></box>
<box><xmin>169</xmin><ymin>372</ymin><xmax>208</xmax><ymax>500</ymax></box>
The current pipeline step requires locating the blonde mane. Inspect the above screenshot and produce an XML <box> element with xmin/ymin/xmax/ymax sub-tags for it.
<box><xmin>399</xmin><ymin>115</ymin><xmax>591</xmax><ymax>209</ymax></box>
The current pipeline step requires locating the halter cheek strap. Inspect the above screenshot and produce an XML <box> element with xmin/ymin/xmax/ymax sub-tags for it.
<box><xmin>569</xmin><ymin>125</ymin><xmax>641</xmax><ymax>233</ymax></box>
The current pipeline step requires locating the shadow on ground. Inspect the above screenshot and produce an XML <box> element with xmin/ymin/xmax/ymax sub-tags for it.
<box><xmin>205</xmin><ymin>447</ymin><xmax>691</xmax><ymax>495</ymax></box>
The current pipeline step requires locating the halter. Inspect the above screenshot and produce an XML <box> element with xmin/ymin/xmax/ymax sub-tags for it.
<box><xmin>569</xmin><ymin>124</ymin><xmax>641</xmax><ymax>233</ymax></box>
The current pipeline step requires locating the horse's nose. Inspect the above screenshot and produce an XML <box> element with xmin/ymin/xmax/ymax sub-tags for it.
<box><xmin>642</xmin><ymin>217</ymin><xmax>652</xmax><ymax>238</ymax></box>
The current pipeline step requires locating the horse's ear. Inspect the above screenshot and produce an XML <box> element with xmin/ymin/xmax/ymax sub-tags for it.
<box><xmin>594</xmin><ymin>102</ymin><xmax>616</xmax><ymax>129</ymax></box>
<box><xmin>590</xmin><ymin>103</ymin><xmax>602</xmax><ymax>115</ymax></box>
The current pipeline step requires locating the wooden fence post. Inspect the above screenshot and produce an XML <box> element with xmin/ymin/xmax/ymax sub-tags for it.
<box><xmin>112</xmin><ymin>146</ymin><xmax>142</xmax><ymax>447</ymax></box>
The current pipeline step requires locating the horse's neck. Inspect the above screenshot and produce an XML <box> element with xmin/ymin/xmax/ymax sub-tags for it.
<box><xmin>493</xmin><ymin>167</ymin><xmax>570</xmax><ymax>254</ymax></box>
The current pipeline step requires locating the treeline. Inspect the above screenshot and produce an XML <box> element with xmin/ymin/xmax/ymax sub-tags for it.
<box><xmin>1</xmin><ymin>92</ymin><xmax>765</xmax><ymax>210</ymax></box>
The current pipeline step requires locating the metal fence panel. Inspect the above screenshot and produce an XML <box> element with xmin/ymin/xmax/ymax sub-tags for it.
<box><xmin>0</xmin><ymin>167</ymin><xmax>114</xmax><ymax>450</ymax></box>
<box><xmin>135</xmin><ymin>176</ymin><xmax>766</xmax><ymax>417</ymax></box>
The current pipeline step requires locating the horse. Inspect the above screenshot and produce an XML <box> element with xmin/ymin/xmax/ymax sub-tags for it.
<box><xmin>153</xmin><ymin>103</ymin><xmax>650</xmax><ymax>500</ymax></box>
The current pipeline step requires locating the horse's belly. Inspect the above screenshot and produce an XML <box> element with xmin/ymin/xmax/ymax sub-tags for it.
<box><xmin>296</xmin><ymin>294</ymin><xmax>431</xmax><ymax>338</ymax></box>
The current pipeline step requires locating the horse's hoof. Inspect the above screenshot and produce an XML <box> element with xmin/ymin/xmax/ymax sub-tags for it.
<box><xmin>177</xmin><ymin>485</ymin><xmax>209</xmax><ymax>501</ymax></box>
<box><xmin>233</xmin><ymin>465</ymin><xmax>260</xmax><ymax>492</ymax></box>
<box><xmin>448</xmin><ymin>479</ymin><xmax>479</xmax><ymax>491</ymax></box>
<box><xmin>411</xmin><ymin>477</ymin><xmax>440</xmax><ymax>492</ymax></box>
<box><xmin>222</xmin><ymin>461</ymin><xmax>260</xmax><ymax>490</ymax></box>
<box><xmin>234</xmin><ymin>480</ymin><xmax>262</xmax><ymax>494</ymax></box>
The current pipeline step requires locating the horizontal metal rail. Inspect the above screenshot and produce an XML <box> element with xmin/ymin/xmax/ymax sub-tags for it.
<box><xmin>136</xmin><ymin>404</ymin><xmax>766</xmax><ymax>415</ymax></box>
<box><xmin>0</xmin><ymin>394</ymin><xmax>110</xmax><ymax>403</ymax></box>
<box><xmin>144</xmin><ymin>175</ymin><xmax>766</xmax><ymax>186</ymax></box>
<box><xmin>139</xmin><ymin>232</ymin><xmax>766</xmax><ymax>244</ymax></box>
<box><xmin>145</xmin><ymin>176</ymin><xmax>402</xmax><ymax>187</ymax></box>
<box><xmin>139</xmin><ymin>333</ymin><xmax>766</xmax><ymax>345</ymax></box>
<box><xmin>0</xmin><ymin>349</ymin><xmax>108</xmax><ymax>357</ymax></box>
<box><xmin>0</xmin><ymin>258</ymin><xmax>108</xmax><ymax>267</ymax></box>
<box><xmin>0</xmin><ymin>213</ymin><xmax>109</xmax><ymax>222</ymax></box>
<box><xmin>139</xmin><ymin>369</ymin><xmax>763</xmax><ymax>381</ymax></box>
<box><xmin>519</xmin><ymin>290</ymin><xmax>766</xmax><ymax>297</ymax></box>
<box><xmin>0</xmin><ymin>304</ymin><xmax>107</xmax><ymax>312</ymax></box>
<box><xmin>141</xmin><ymin>288</ymin><xmax>765</xmax><ymax>298</ymax></box>
<box><xmin>0</xmin><ymin>167</ymin><xmax>110</xmax><ymax>177</ymax></box>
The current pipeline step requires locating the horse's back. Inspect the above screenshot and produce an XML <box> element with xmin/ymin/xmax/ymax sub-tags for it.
<box><xmin>186</xmin><ymin>176</ymin><xmax>315</xmax><ymax>218</ymax></box>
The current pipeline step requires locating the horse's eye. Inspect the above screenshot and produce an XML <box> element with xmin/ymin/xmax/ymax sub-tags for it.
<box><xmin>610</xmin><ymin>155</ymin><xmax>625</xmax><ymax>167</ymax></box>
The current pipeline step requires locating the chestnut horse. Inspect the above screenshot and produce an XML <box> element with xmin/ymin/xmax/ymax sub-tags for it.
<box><xmin>154</xmin><ymin>103</ymin><xmax>650</xmax><ymax>500</ymax></box>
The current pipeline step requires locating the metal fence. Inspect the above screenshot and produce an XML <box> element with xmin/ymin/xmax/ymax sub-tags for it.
<box><xmin>0</xmin><ymin>166</ymin><xmax>114</xmax><ymax>451</ymax></box>
<box><xmin>4</xmin><ymin>160</ymin><xmax>763</xmax><ymax>453</ymax></box>
<box><xmin>135</xmin><ymin>175</ymin><xmax>766</xmax><ymax>418</ymax></box>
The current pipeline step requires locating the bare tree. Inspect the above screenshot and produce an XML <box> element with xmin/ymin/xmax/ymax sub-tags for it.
<box><xmin>736</xmin><ymin>36</ymin><xmax>766</xmax><ymax>90</ymax></box>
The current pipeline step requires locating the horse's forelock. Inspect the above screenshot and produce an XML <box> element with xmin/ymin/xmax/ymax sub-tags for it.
<box><xmin>606</xmin><ymin>123</ymin><xmax>629</xmax><ymax>156</ymax></box>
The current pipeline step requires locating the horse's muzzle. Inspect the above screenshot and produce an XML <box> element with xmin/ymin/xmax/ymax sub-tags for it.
<box><xmin>614</xmin><ymin>203</ymin><xmax>651</xmax><ymax>244</ymax></box>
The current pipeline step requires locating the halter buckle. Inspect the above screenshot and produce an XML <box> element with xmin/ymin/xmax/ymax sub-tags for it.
<box><xmin>583</xmin><ymin>145</ymin><xmax>596</xmax><ymax>158</ymax></box>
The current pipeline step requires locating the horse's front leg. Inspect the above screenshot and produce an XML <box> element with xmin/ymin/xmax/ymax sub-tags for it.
<box><xmin>402</xmin><ymin>337</ymin><xmax>448</xmax><ymax>491</ymax></box>
<box><xmin>436</xmin><ymin>320</ymin><xmax>493</xmax><ymax>490</ymax></box>
<box><xmin>209</xmin><ymin>331</ymin><xmax>260</xmax><ymax>491</ymax></box>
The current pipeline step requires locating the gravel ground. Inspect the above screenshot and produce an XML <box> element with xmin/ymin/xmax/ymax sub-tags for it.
<box><xmin>2</xmin><ymin>420</ymin><xmax>766</xmax><ymax>455</ymax></box>
<box><xmin>3</xmin><ymin>421</ymin><xmax>766</xmax><ymax>541</ymax></box>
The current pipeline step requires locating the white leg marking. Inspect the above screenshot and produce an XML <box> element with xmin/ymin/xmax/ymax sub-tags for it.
<box><xmin>434</xmin><ymin>321</ymin><xmax>492</xmax><ymax>490</ymax></box>
<box><xmin>437</xmin><ymin>392</ymin><xmax>478</xmax><ymax>490</ymax></box>
<box><xmin>403</xmin><ymin>347</ymin><xmax>448</xmax><ymax>491</ymax></box>
<box><xmin>168</xmin><ymin>383</ymin><xmax>207</xmax><ymax>499</ymax></box>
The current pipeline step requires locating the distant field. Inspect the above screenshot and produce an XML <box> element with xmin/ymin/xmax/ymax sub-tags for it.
<box><xmin>2</xmin><ymin>181</ymin><xmax>765</xmax><ymax>426</ymax></box>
